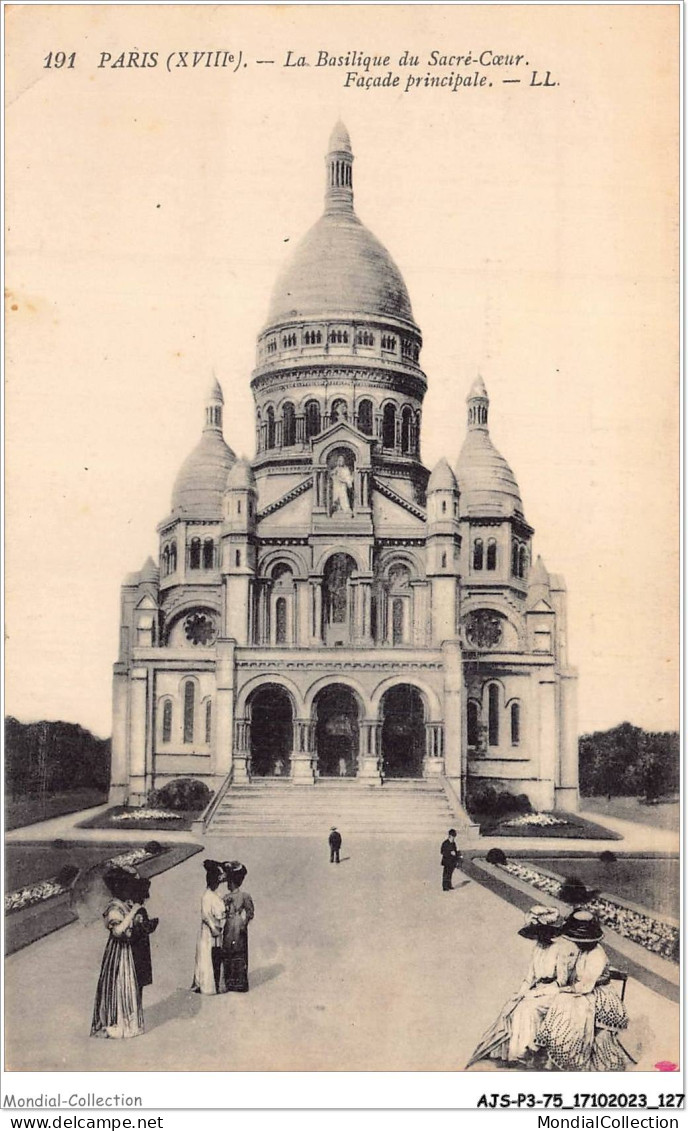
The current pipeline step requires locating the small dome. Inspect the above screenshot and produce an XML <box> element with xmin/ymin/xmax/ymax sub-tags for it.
<box><xmin>208</xmin><ymin>376</ymin><xmax>224</xmax><ymax>403</ymax></box>
<box><xmin>139</xmin><ymin>556</ymin><xmax>159</xmax><ymax>583</ymax></box>
<box><xmin>329</xmin><ymin>120</ymin><xmax>352</xmax><ymax>153</ymax></box>
<box><xmin>456</xmin><ymin>430</ymin><xmax>524</xmax><ymax>519</ymax></box>
<box><xmin>171</xmin><ymin>430</ymin><xmax>236</xmax><ymax>518</ymax></box>
<box><xmin>226</xmin><ymin>457</ymin><xmax>256</xmax><ymax>490</ymax></box>
<box><xmin>267</xmin><ymin>209</ymin><xmax>414</xmax><ymax>326</ymax></box>
<box><xmin>468</xmin><ymin>375</ymin><xmax>487</xmax><ymax>400</ymax></box>
<box><xmin>428</xmin><ymin>457</ymin><xmax>457</xmax><ymax>492</ymax></box>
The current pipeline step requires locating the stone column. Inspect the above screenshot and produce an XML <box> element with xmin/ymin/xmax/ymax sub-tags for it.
<box><xmin>537</xmin><ymin>673</ymin><xmax>557</xmax><ymax>810</ymax></box>
<box><xmin>213</xmin><ymin>640</ymin><xmax>235</xmax><ymax>784</ymax></box>
<box><xmin>554</xmin><ymin>672</ymin><xmax>579</xmax><ymax>812</ymax></box>
<box><xmin>411</xmin><ymin>582</ymin><xmax>427</xmax><ymax>647</ymax></box>
<box><xmin>425</xmin><ymin>723</ymin><xmax>445</xmax><ymax>777</ymax></box>
<box><xmin>233</xmin><ymin>717</ymin><xmax>251</xmax><ymax>782</ymax></box>
<box><xmin>295</xmin><ymin>579</ymin><xmax>310</xmax><ymax>646</ymax></box>
<box><xmin>358</xmin><ymin>578</ymin><xmax>373</xmax><ymax>644</ymax></box>
<box><xmin>442</xmin><ymin>640</ymin><xmax>462</xmax><ymax>780</ymax></box>
<box><xmin>292</xmin><ymin>718</ymin><xmax>316</xmax><ymax>783</ymax></box>
<box><xmin>128</xmin><ymin>667</ymin><xmax>149</xmax><ymax>805</ymax></box>
<box><xmin>109</xmin><ymin>667</ymin><xmax>130</xmax><ymax>803</ymax></box>
<box><xmin>310</xmin><ymin>576</ymin><xmax>323</xmax><ymax>644</ymax></box>
<box><xmin>359</xmin><ymin>720</ymin><xmax>382</xmax><ymax>782</ymax></box>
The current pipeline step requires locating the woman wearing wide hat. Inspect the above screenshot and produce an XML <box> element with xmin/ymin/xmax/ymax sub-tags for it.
<box><xmin>221</xmin><ymin>861</ymin><xmax>255</xmax><ymax>993</ymax></box>
<box><xmin>467</xmin><ymin>906</ymin><xmax>573</xmax><ymax>1068</ymax></box>
<box><xmin>90</xmin><ymin>866</ymin><xmax>146</xmax><ymax>1039</ymax></box>
<box><xmin>535</xmin><ymin>910</ymin><xmax>630</xmax><ymax>1071</ymax></box>
<box><xmin>191</xmin><ymin>860</ymin><xmax>227</xmax><ymax>994</ymax></box>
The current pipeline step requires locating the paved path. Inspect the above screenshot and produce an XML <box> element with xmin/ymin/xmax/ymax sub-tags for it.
<box><xmin>5</xmin><ymin>802</ymin><xmax>678</xmax><ymax>856</ymax></box>
<box><xmin>4</xmin><ymin>835</ymin><xmax>679</xmax><ymax>1073</ymax></box>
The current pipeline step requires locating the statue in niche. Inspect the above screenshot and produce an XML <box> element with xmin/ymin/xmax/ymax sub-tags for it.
<box><xmin>329</xmin><ymin>451</ymin><xmax>355</xmax><ymax>516</ymax></box>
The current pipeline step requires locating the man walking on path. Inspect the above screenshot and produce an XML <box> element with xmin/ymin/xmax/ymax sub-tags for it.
<box><xmin>440</xmin><ymin>828</ymin><xmax>459</xmax><ymax>890</ymax></box>
<box><xmin>329</xmin><ymin>827</ymin><xmax>342</xmax><ymax>863</ymax></box>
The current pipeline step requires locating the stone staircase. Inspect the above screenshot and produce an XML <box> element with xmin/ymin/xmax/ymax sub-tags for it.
<box><xmin>205</xmin><ymin>778</ymin><xmax>467</xmax><ymax>838</ymax></box>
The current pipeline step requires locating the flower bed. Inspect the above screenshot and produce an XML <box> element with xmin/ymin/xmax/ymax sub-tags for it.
<box><xmin>111</xmin><ymin>808</ymin><xmax>183</xmax><ymax>823</ymax></box>
<box><xmin>5</xmin><ymin>846</ymin><xmax>154</xmax><ymax>915</ymax></box>
<box><xmin>503</xmin><ymin>813</ymin><xmax>568</xmax><ymax>829</ymax></box>
<box><xmin>498</xmin><ymin>860</ymin><xmax>679</xmax><ymax>963</ymax></box>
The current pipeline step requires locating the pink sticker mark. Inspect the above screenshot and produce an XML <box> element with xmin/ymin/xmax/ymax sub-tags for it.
<box><xmin>655</xmin><ymin>1061</ymin><xmax>679</xmax><ymax>1071</ymax></box>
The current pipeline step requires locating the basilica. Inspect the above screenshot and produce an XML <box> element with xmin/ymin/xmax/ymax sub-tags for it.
<box><xmin>109</xmin><ymin>123</ymin><xmax>579</xmax><ymax>821</ymax></box>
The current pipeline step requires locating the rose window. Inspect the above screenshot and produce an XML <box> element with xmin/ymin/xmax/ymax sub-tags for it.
<box><xmin>465</xmin><ymin>610</ymin><xmax>503</xmax><ymax>649</ymax></box>
<box><xmin>184</xmin><ymin>613</ymin><xmax>217</xmax><ymax>647</ymax></box>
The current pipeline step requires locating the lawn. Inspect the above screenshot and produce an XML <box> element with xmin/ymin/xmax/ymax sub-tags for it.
<box><xmin>5</xmin><ymin>788</ymin><xmax>108</xmax><ymax>831</ymax></box>
<box><xmin>5</xmin><ymin>840</ymin><xmax>202</xmax><ymax>955</ymax></box>
<box><xmin>77</xmin><ymin>805</ymin><xmax>197</xmax><ymax>831</ymax></box>
<box><xmin>6</xmin><ymin>839</ymin><xmax>163</xmax><ymax>891</ymax></box>
<box><xmin>476</xmin><ymin>810</ymin><xmax>620</xmax><ymax>839</ymax></box>
<box><xmin>582</xmin><ymin>795</ymin><xmax>680</xmax><ymax>833</ymax></box>
<box><xmin>527</xmin><ymin>854</ymin><xmax>680</xmax><ymax>922</ymax></box>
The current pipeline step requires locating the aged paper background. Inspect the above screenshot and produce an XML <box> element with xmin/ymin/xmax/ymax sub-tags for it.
<box><xmin>3</xmin><ymin>0</ymin><xmax>679</xmax><ymax>1099</ymax></box>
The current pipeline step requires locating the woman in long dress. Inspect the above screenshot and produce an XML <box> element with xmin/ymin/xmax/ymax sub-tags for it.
<box><xmin>91</xmin><ymin>866</ymin><xmax>145</xmax><ymax>1039</ymax></box>
<box><xmin>129</xmin><ymin>876</ymin><xmax>159</xmax><ymax>999</ymax></box>
<box><xmin>221</xmin><ymin>861</ymin><xmax>254</xmax><ymax>993</ymax></box>
<box><xmin>536</xmin><ymin>910</ymin><xmax>630</xmax><ymax>1071</ymax></box>
<box><xmin>191</xmin><ymin>860</ymin><xmax>226</xmax><ymax>994</ymax></box>
<box><xmin>467</xmin><ymin>906</ymin><xmax>573</xmax><ymax>1068</ymax></box>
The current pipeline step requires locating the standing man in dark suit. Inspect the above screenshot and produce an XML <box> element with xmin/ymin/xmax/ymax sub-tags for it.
<box><xmin>440</xmin><ymin>828</ymin><xmax>459</xmax><ymax>890</ymax></box>
<box><xmin>329</xmin><ymin>826</ymin><xmax>342</xmax><ymax>863</ymax></box>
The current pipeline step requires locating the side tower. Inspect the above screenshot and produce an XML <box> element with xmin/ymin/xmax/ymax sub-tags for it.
<box><xmin>110</xmin><ymin>380</ymin><xmax>236</xmax><ymax>804</ymax></box>
<box><xmin>456</xmin><ymin>378</ymin><xmax>579</xmax><ymax>811</ymax></box>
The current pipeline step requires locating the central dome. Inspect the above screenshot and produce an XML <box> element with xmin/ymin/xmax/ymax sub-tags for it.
<box><xmin>265</xmin><ymin>122</ymin><xmax>415</xmax><ymax>328</ymax></box>
<box><xmin>267</xmin><ymin>210</ymin><xmax>414</xmax><ymax>326</ymax></box>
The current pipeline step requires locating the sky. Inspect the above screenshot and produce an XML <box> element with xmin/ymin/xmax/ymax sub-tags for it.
<box><xmin>5</xmin><ymin>4</ymin><xmax>679</xmax><ymax>739</ymax></box>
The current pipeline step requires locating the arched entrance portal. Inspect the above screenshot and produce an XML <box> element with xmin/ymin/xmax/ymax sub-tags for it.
<box><xmin>314</xmin><ymin>685</ymin><xmax>359</xmax><ymax>777</ymax></box>
<box><xmin>249</xmin><ymin>684</ymin><xmax>293</xmax><ymax>777</ymax></box>
<box><xmin>380</xmin><ymin>685</ymin><xmax>426</xmax><ymax>778</ymax></box>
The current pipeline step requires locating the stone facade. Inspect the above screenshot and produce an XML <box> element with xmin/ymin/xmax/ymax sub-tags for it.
<box><xmin>110</xmin><ymin>123</ymin><xmax>579</xmax><ymax>817</ymax></box>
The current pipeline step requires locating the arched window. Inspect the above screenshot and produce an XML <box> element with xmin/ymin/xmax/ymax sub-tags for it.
<box><xmin>205</xmin><ymin>700</ymin><xmax>212</xmax><ymax>744</ymax></box>
<box><xmin>235</xmin><ymin>549</ymin><xmax>241</xmax><ymax>567</ymax></box>
<box><xmin>473</xmin><ymin>538</ymin><xmax>484</xmax><ymax>571</ymax></box>
<box><xmin>487</xmin><ymin>539</ymin><xmax>497</xmax><ymax>571</ymax></box>
<box><xmin>518</xmin><ymin>544</ymin><xmax>528</xmax><ymax>579</ymax></box>
<box><xmin>392</xmin><ymin>597</ymin><xmax>404</xmax><ymax>645</ymax></box>
<box><xmin>305</xmin><ymin>400</ymin><xmax>321</xmax><ymax>439</ymax></box>
<box><xmin>266</xmin><ymin>407</ymin><xmax>276</xmax><ymax>450</ymax></box>
<box><xmin>357</xmin><ymin>399</ymin><xmax>373</xmax><ymax>435</ymax></box>
<box><xmin>170</xmin><ymin>541</ymin><xmax>177</xmax><ymax>573</ymax></box>
<box><xmin>162</xmin><ymin>700</ymin><xmax>172</xmax><ymax>744</ymax></box>
<box><xmin>441</xmin><ymin>500</ymin><xmax>447</xmax><ymax>514</ymax></box>
<box><xmin>183</xmin><ymin>681</ymin><xmax>195</xmax><ymax>744</ymax></box>
<box><xmin>162</xmin><ymin>545</ymin><xmax>170</xmax><ymax>576</ymax></box>
<box><xmin>282</xmin><ymin>402</ymin><xmax>296</xmax><ymax>446</ymax></box>
<box><xmin>382</xmin><ymin>403</ymin><xmax>396</xmax><ymax>449</ymax></box>
<box><xmin>202</xmin><ymin>539</ymin><xmax>214</xmax><ymax>569</ymax></box>
<box><xmin>275</xmin><ymin>596</ymin><xmax>288</xmax><ymax>644</ymax></box>
<box><xmin>510</xmin><ymin>702</ymin><xmax>521</xmax><ymax>746</ymax></box>
<box><xmin>401</xmin><ymin>406</ymin><xmax>413</xmax><ymax>454</ymax></box>
<box><xmin>441</xmin><ymin>551</ymin><xmax>447</xmax><ymax>568</ymax></box>
<box><xmin>331</xmin><ymin>398</ymin><xmax>347</xmax><ymax>423</ymax></box>
<box><xmin>511</xmin><ymin>541</ymin><xmax>519</xmax><ymax>577</ymax></box>
<box><xmin>488</xmin><ymin>684</ymin><xmax>500</xmax><ymax>747</ymax></box>
<box><xmin>467</xmin><ymin>701</ymin><xmax>479</xmax><ymax>747</ymax></box>
<box><xmin>189</xmin><ymin>538</ymin><xmax>201</xmax><ymax>570</ymax></box>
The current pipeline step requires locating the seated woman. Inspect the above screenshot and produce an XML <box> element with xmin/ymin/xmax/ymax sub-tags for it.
<box><xmin>536</xmin><ymin>910</ymin><xmax>630</xmax><ymax>1071</ymax></box>
<box><xmin>221</xmin><ymin>861</ymin><xmax>255</xmax><ymax>993</ymax></box>
<box><xmin>467</xmin><ymin>906</ymin><xmax>573</xmax><ymax>1068</ymax></box>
